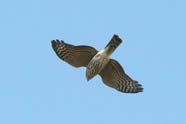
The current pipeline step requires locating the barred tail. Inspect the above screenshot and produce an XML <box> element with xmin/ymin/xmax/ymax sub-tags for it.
<box><xmin>105</xmin><ymin>34</ymin><xmax>122</xmax><ymax>54</ymax></box>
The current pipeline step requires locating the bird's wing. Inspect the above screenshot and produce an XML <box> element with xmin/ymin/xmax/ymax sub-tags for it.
<box><xmin>99</xmin><ymin>59</ymin><xmax>143</xmax><ymax>93</ymax></box>
<box><xmin>52</xmin><ymin>40</ymin><xmax>98</xmax><ymax>67</ymax></box>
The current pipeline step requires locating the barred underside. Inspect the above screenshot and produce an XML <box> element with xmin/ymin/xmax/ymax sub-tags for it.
<box><xmin>86</xmin><ymin>55</ymin><xmax>110</xmax><ymax>81</ymax></box>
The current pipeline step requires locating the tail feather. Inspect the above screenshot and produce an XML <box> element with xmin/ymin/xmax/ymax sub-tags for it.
<box><xmin>105</xmin><ymin>34</ymin><xmax>122</xmax><ymax>54</ymax></box>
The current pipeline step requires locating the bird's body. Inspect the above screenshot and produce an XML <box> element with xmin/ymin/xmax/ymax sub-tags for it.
<box><xmin>52</xmin><ymin>34</ymin><xmax>143</xmax><ymax>93</ymax></box>
<box><xmin>86</xmin><ymin>50</ymin><xmax>110</xmax><ymax>81</ymax></box>
<box><xmin>86</xmin><ymin>35</ymin><xmax>122</xmax><ymax>80</ymax></box>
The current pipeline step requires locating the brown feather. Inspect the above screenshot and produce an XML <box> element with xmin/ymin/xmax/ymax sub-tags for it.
<box><xmin>51</xmin><ymin>40</ymin><xmax>98</xmax><ymax>67</ymax></box>
<box><xmin>99</xmin><ymin>59</ymin><xmax>143</xmax><ymax>93</ymax></box>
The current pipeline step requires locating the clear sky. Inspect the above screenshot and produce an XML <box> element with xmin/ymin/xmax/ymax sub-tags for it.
<box><xmin>0</xmin><ymin>0</ymin><xmax>186</xmax><ymax>124</ymax></box>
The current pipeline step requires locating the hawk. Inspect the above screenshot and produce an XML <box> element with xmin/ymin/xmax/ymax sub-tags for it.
<box><xmin>51</xmin><ymin>34</ymin><xmax>143</xmax><ymax>93</ymax></box>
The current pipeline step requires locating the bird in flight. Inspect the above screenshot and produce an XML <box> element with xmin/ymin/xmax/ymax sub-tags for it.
<box><xmin>51</xmin><ymin>34</ymin><xmax>143</xmax><ymax>93</ymax></box>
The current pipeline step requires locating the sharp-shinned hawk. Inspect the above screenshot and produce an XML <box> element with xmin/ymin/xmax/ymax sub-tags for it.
<box><xmin>51</xmin><ymin>34</ymin><xmax>143</xmax><ymax>93</ymax></box>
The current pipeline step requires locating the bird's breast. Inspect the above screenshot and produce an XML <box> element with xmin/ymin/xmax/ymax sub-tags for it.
<box><xmin>86</xmin><ymin>53</ymin><xmax>110</xmax><ymax>81</ymax></box>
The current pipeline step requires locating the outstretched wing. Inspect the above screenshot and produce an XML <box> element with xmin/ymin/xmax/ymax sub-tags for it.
<box><xmin>99</xmin><ymin>59</ymin><xmax>143</xmax><ymax>93</ymax></box>
<box><xmin>52</xmin><ymin>40</ymin><xmax>98</xmax><ymax>67</ymax></box>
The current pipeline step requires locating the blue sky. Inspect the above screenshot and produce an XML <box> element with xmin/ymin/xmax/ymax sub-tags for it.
<box><xmin>0</xmin><ymin>0</ymin><xmax>186</xmax><ymax>124</ymax></box>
